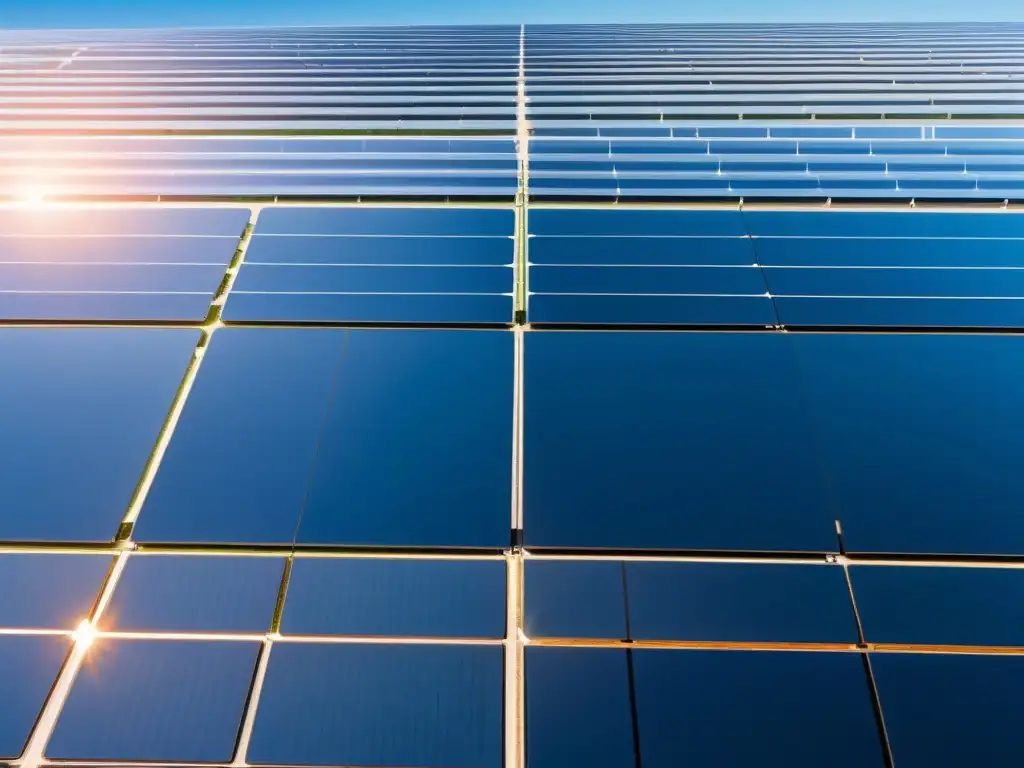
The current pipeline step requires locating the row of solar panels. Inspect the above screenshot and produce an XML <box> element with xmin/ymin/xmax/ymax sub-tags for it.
<box><xmin>5</xmin><ymin>325</ymin><xmax>1024</xmax><ymax>556</ymax></box>
<box><xmin>9</xmin><ymin>206</ymin><xmax>1024</xmax><ymax>328</ymax></box>
<box><xmin>7</xmin><ymin>551</ymin><xmax>1024</xmax><ymax>647</ymax></box>
<box><xmin>16</xmin><ymin>131</ymin><xmax>1024</xmax><ymax>200</ymax></box>
<box><xmin>9</xmin><ymin>631</ymin><xmax>1014</xmax><ymax>766</ymax></box>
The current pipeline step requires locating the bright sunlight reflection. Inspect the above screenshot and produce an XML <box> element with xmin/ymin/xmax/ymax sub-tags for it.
<box><xmin>72</xmin><ymin>619</ymin><xmax>96</xmax><ymax>649</ymax></box>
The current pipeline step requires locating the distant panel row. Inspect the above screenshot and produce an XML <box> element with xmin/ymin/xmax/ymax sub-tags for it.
<box><xmin>1</xmin><ymin>138</ymin><xmax>518</xmax><ymax>200</ymax></box>
<box><xmin>0</xmin><ymin>208</ymin><xmax>247</xmax><ymax>320</ymax></box>
<box><xmin>528</xmin><ymin>208</ymin><xmax>1024</xmax><ymax>327</ymax></box>
<box><xmin>5</xmin><ymin>636</ymin><xmax>1024</xmax><ymax>766</ymax></box>
<box><xmin>7</xmin><ymin>326</ymin><xmax>1024</xmax><ymax>555</ymax></box>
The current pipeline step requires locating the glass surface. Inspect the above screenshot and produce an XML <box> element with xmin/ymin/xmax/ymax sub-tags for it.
<box><xmin>249</xmin><ymin>644</ymin><xmax>502</xmax><ymax>767</ymax></box>
<box><xmin>0</xmin><ymin>554</ymin><xmax>110</xmax><ymax>629</ymax></box>
<box><xmin>0</xmin><ymin>328</ymin><xmax>198</xmax><ymax>541</ymax></box>
<box><xmin>281</xmin><ymin>558</ymin><xmax>506</xmax><ymax>637</ymax></box>
<box><xmin>48</xmin><ymin>640</ymin><xmax>259</xmax><ymax>762</ymax></box>
<box><xmin>104</xmin><ymin>555</ymin><xmax>285</xmax><ymax>633</ymax></box>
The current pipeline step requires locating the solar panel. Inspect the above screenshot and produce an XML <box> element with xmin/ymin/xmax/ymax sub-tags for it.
<box><xmin>7</xmin><ymin>21</ymin><xmax>1024</xmax><ymax>768</ymax></box>
<box><xmin>0</xmin><ymin>208</ymin><xmax>246</xmax><ymax>321</ymax></box>
<box><xmin>47</xmin><ymin>640</ymin><xmax>259</xmax><ymax>762</ymax></box>
<box><xmin>227</xmin><ymin>207</ymin><xmax>516</xmax><ymax>323</ymax></box>
<box><xmin>102</xmin><ymin>555</ymin><xmax>285</xmax><ymax>632</ymax></box>
<box><xmin>281</xmin><ymin>557</ymin><xmax>506</xmax><ymax>637</ymax></box>
<box><xmin>872</xmin><ymin>653</ymin><xmax>1024</xmax><ymax>765</ymax></box>
<box><xmin>248</xmin><ymin>644</ymin><xmax>503</xmax><ymax>766</ymax></box>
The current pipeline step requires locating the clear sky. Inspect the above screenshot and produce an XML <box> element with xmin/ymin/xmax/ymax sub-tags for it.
<box><xmin>0</xmin><ymin>0</ymin><xmax>1019</xmax><ymax>28</ymax></box>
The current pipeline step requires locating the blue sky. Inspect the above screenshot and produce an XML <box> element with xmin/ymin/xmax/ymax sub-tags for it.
<box><xmin>0</xmin><ymin>0</ymin><xmax>1018</xmax><ymax>28</ymax></box>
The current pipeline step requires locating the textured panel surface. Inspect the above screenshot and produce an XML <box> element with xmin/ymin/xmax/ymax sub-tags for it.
<box><xmin>0</xmin><ymin>328</ymin><xmax>199</xmax><ymax>541</ymax></box>
<box><xmin>282</xmin><ymin>558</ymin><xmax>505</xmax><ymax>637</ymax></box>
<box><xmin>249</xmin><ymin>644</ymin><xmax>502</xmax><ymax>767</ymax></box>
<box><xmin>104</xmin><ymin>555</ymin><xmax>285</xmax><ymax>632</ymax></box>
<box><xmin>526</xmin><ymin>648</ymin><xmax>634</xmax><ymax>768</ymax></box>
<box><xmin>0</xmin><ymin>554</ymin><xmax>109</xmax><ymax>629</ymax></box>
<box><xmin>48</xmin><ymin>640</ymin><xmax>259</xmax><ymax>762</ymax></box>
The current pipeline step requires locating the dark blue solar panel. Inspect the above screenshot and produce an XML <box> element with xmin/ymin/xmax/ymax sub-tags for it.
<box><xmin>233</xmin><ymin>264</ymin><xmax>511</xmax><ymax>292</ymax></box>
<box><xmin>524</xmin><ymin>331</ymin><xmax>835</xmax><ymax>552</ymax></box>
<box><xmin>0</xmin><ymin>328</ymin><xmax>198</xmax><ymax>542</ymax></box>
<box><xmin>281</xmin><ymin>558</ymin><xmax>505</xmax><ymax>637</ymax></box>
<box><xmin>0</xmin><ymin>264</ymin><xmax>226</xmax><ymax>292</ymax></box>
<box><xmin>295</xmin><ymin>330</ymin><xmax>512</xmax><ymax>548</ymax></box>
<box><xmin>531</xmin><ymin>265</ymin><xmax>764</xmax><ymax>294</ymax></box>
<box><xmin>244</xmin><ymin>234</ymin><xmax>513</xmax><ymax>265</ymax></box>
<box><xmin>139</xmin><ymin>327</ymin><xmax>512</xmax><ymax>547</ymax></box>
<box><xmin>753</xmin><ymin>237</ymin><xmax>1024</xmax><ymax>268</ymax></box>
<box><xmin>0</xmin><ymin>554</ymin><xmax>109</xmax><ymax>629</ymax></box>
<box><xmin>229</xmin><ymin>207</ymin><xmax>515</xmax><ymax>322</ymax></box>
<box><xmin>852</xmin><ymin>566</ymin><xmax>1024</xmax><ymax>646</ymax></box>
<box><xmin>0</xmin><ymin>208</ymin><xmax>250</xmax><ymax>237</ymax></box>
<box><xmin>248</xmin><ymin>644</ymin><xmax>502</xmax><ymax>767</ymax></box>
<box><xmin>530</xmin><ymin>209</ymin><xmax>745</xmax><ymax>237</ymax></box>
<box><xmin>529</xmin><ymin>236</ymin><xmax>754</xmax><ymax>266</ymax></box>
<box><xmin>634</xmin><ymin>650</ymin><xmax>884</xmax><ymax>767</ymax></box>
<box><xmin>528</xmin><ymin>294</ymin><xmax>777</xmax><ymax>325</ymax></box>
<box><xmin>104</xmin><ymin>555</ymin><xmax>284</xmax><ymax>633</ymax></box>
<box><xmin>48</xmin><ymin>640</ymin><xmax>258</xmax><ymax>762</ymax></box>
<box><xmin>0</xmin><ymin>236</ymin><xmax>239</xmax><ymax>265</ymax></box>
<box><xmin>525</xmin><ymin>560</ymin><xmax>626</xmax><ymax>639</ymax></box>
<box><xmin>224</xmin><ymin>292</ymin><xmax>514</xmax><ymax>323</ymax></box>
<box><xmin>772</xmin><ymin>296</ymin><xmax>1024</xmax><ymax>328</ymax></box>
<box><xmin>135</xmin><ymin>328</ymin><xmax>340</xmax><ymax>544</ymax></box>
<box><xmin>0</xmin><ymin>293</ymin><xmax>215</xmax><ymax>322</ymax></box>
<box><xmin>745</xmin><ymin>210</ymin><xmax>1024</xmax><ymax>239</ymax></box>
<box><xmin>526</xmin><ymin>648</ymin><xmax>634</xmax><ymax>768</ymax></box>
<box><xmin>626</xmin><ymin>562</ymin><xmax>857</xmax><ymax>643</ymax></box>
<box><xmin>763</xmin><ymin>267</ymin><xmax>1024</xmax><ymax>327</ymax></box>
<box><xmin>255</xmin><ymin>207</ymin><xmax>513</xmax><ymax>236</ymax></box>
<box><xmin>0</xmin><ymin>635</ymin><xmax>69</xmax><ymax>759</ymax></box>
<box><xmin>873</xmin><ymin>653</ymin><xmax>1024</xmax><ymax>766</ymax></box>
<box><xmin>790</xmin><ymin>333</ymin><xmax>1024</xmax><ymax>556</ymax></box>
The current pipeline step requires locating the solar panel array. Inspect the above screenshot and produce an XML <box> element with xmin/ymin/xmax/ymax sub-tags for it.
<box><xmin>4</xmin><ymin>22</ymin><xmax>1024</xmax><ymax>768</ymax></box>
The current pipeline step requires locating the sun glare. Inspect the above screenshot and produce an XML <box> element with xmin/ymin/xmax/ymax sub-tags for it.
<box><xmin>72</xmin><ymin>619</ymin><xmax>96</xmax><ymax>649</ymax></box>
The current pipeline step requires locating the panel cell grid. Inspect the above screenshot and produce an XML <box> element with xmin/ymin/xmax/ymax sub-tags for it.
<box><xmin>7</xmin><ymin>21</ymin><xmax>1024</xmax><ymax>768</ymax></box>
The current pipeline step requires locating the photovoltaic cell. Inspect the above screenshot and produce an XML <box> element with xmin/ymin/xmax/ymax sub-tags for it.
<box><xmin>0</xmin><ymin>635</ymin><xmax>70</xmax><ymax>760</ymax></box>
<box><xmin>524</xmin><ymin>331</ymin><xmax>836</xmax><ymax>552</ymax></box>
<box><xmin>789</xmin><ymin>333</ymin><xmax>1024</xmax><ymax>555</ymax></box>
<box><xmin>0</xmin><ymin>208</ymin><xmax>244</xmax><ymax>321</ymax></box>
<box><xmin>633</xmin><ymin>650</ymin><xmax>884</xmax><ymax>767</ymax></box>
<box><xmin>228</xmin><ymin>207</ymin><xmax>514</xmax><ymax>323</ymax></box>
<box><xmin>281</xmin><ymin>558</ymin><xmax>506</xmax><ymax>637</ymax></box>
<box><xmin>0</xmin><ymin>554</ymin><xmax>109</xmax><ymax>629</ymax></box>
<box><xmin>294</xmin><ymin>329</ymin><xmax>513</xmax><ymax>548</ymax></box>
<box><xmin>103</xmin><ymin>555</ymin><xmax>285</xmax><ymax>633</ymax></box>
<box><xmin>248</xmin><ymin>644</ymin><xmax>502</xmax><ymax>767</ymax></box>
<box><xmin>48</xmin><ymin>640</ymin><xmax>259</xmax><ymax>762</ymax></box>
<box><xmin>0</xmin><ymin>328</ymin><xmax>198</xmax><ymax>542</ymax></box>
<box><xmin>873</xmin><ymin>653</ymin><xmax>1024</xmax><ymax>766</ymax></box>
<box><xmin>525</xmin><ymin>648</ymin><xmax>634</xmax><ymax>768</ymax></box>
<box><xmin>139</xmin><ymin>328</ymin><xmax>512</xmax><ymax>548</ymax></box>
<box><xmin>625</xmin><ymin>562</ymin><xmax>857</xmax><ymax>643</ymax></box>
<box><xmin>524</xmin><ymin>560</ymin><xmax>626</xmax><ymax>639</ymax></box>
<box><xmin>135</xmin><ymin>328</ymin><xmax>341</xmax><ymax>545</ymax></box>
<box><xmin>851</xmin><ymin>566</ymin><xmax>1024</xmax><ymax>646</ymax></box>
